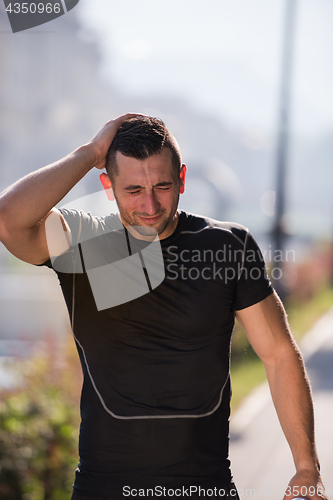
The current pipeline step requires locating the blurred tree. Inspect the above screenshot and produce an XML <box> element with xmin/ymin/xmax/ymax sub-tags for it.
<box><xmin>0</xmin><ymin>336</ymin><xmax>82</xmax><ymax>500</ymax></box>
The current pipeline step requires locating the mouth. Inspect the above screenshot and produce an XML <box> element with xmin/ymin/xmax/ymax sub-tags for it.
<box><xmin>137</xmin><ymin>214</ymin><xmax>163</xmax><ymax>224</ymax></box>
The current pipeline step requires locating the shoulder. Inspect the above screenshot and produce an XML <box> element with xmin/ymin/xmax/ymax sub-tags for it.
<box><xmin>58</xmin><ymin>209</ymin><xmax>122</xmax><ymax>244</ymax></box>
<box><xmin>179</xmin><ymin>211</ymin><xmax>250</xmax><ymax>246</ymax></box>
<box><xmin>59</xmin><ymin>208</ymin><xmax>119</xmax><ymax>228</ymax></box>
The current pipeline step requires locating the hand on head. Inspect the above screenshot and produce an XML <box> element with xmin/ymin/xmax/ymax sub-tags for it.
<box><xmin>89</xmin><ymin>113</ymin><xmax>146</xmax><ymax>170</ymax></box>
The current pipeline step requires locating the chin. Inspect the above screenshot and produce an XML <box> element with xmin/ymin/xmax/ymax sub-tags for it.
<box><xmin>135</xmin><ymin>226</ymin><xmax>161</xmax><ymax>237</ymax></box>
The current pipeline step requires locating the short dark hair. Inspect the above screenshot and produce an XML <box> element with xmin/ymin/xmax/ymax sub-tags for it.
<box><xmin>105</xmin><ymin>116</ymin><xmax>182</xmax><ymax>182</ymax></box>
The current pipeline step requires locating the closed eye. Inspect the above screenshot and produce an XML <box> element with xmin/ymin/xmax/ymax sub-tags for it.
<box><xmin>125</xmin><ymin>182</ymin><xmax>173</xmax><ymax>194</ymax></box>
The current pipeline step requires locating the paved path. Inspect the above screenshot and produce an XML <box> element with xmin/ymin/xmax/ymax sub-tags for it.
<box><xmin>229</xmin><ymin>307</ymin><xmax>333</xmax><ymax>500</ymax></box>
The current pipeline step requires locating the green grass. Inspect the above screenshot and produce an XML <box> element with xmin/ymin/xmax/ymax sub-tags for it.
<box><xmin>230</xmin><ymin>285</ymin><xmax>333</xmax><ymax>411</ymax></box>
<box><xmin>286</xmin><ymin>285</ymin><xmax>333</xmax><ymax>341</ymax></box>
<box><xmin>230</xmin><ymin>357</ymin><xmax>266</xmax><ymax>411</ymax></box>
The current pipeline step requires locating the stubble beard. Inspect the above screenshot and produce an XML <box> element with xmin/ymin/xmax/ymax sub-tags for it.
<box><xmin>114</xmin><ymin>187</ymin><xmax>180</xmax><ymax>238</ymax></box>
<box><xmin>120</xmin><ymin>208</ymin><xmax>176</xmax><ymax>237</ymax></box>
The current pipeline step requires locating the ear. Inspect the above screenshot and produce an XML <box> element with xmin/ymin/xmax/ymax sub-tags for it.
<box><xmin>179</xmin><ymin>164</ymin><xmax>187</xmax><ymax>194</ymax></box>
<box><xmin>100</xmin><ymin>172</ymin><xmax>115</xmax><ymax>201</ymax></box>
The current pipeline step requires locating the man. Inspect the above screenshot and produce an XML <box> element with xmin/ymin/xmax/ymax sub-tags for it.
<box><xmin>0</xmin><ymin>114</ymin><xmax>327</xmax><ymax>500</ymax></box>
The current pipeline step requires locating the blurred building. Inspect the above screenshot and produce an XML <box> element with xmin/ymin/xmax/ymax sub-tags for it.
<box><xmin>0</xmin><ymin>4</ymin><xmax>275</xmax><ymax>228</ymax></box>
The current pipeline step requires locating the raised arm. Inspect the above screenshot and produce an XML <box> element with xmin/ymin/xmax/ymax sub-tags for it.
<box><xmin>235</xmin><ymin>291</ymin><xmax>326</xmax><ymax>500</ymax></box>
<box><xmin>0</xmin><ymin>113</ymin><xmax>140</xmax><ymax>265</ymax></box>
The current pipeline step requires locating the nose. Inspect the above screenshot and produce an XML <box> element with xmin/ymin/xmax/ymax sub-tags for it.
<box><xmin>141</xmin><ymin>191</ymin><xmax>160</xmax><ymax>215</ymax></box>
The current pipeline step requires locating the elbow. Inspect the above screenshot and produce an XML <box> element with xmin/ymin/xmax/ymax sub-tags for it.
<box><xmin>261</xmin><ymin>340</ymin><xmax>304</xmax><ymax>372</ymax></box>
<box><xmin>0</xmin><ymin>203</ymin><xmax>18</xmax><ymax>246</ymax></box>
<box><xmin>0</xmin><ymin>209</ymin><xmax>10</xmax><ymax>243</ymax></box>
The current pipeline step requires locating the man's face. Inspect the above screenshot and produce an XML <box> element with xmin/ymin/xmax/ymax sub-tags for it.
<box><xmin>104</xmin><ymin>148</ymin><xmax>186</xmax><ymax>239</ymax></box>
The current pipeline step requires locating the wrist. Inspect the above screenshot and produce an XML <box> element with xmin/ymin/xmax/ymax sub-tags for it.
<box><xmin>295</xmin><ymin>464</ymin><xmax>321</xmax><ymax>480</ymax></box>
<box><xmin>294</xmin><ymin>444</ymin><xmax>320</xmax><ymax>473</ymax></box>
<box><xmin>72</xmin><ymin>144</ymin><xmax>99</xmax><ymax>172</ymax></box>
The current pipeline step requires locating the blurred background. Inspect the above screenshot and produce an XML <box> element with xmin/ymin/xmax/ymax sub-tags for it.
<box><xmin>0</xmin><ymin>0</ymin><xmax>333</xmax><ymax>498</ymax></box>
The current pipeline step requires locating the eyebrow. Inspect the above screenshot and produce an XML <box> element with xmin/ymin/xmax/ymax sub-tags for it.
<box><xmin>124</xmin><ymin>181</ymin><xmax>174</xmax><ymax>191</ymax></box>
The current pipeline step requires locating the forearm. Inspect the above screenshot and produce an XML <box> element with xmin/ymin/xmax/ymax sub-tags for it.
<box><xmin>0</xmin><ymin>144</ymin><xmax>96</xmax><ymax>232</ymax></box>
<box><xmin>237</xmin><ymin>293</ymin><xmax>325</xmax><ymax>498</ymax></box>
<box><xmin>264</xmin><ymin>345</ymin><xmax>319</xmax><ymax>473</ymax></box>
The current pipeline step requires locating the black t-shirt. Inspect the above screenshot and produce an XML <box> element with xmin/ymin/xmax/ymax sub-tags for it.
<box><xmin>44</xmin><ymin>209</ymin><xmax>273</xmax><ymax>496</ymax></box>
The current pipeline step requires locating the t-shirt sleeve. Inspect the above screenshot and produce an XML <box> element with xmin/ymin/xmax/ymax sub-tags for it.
<box><xmin>38</xmin><ymin>209</ymin><xmax>123</xmax><ymax>273</ymax></box>
<box><xmin>38</xmin><ymin>209</ymin><xmax>100</xmax><ymax>272</ymax></box>
<box><xmin>233</xmin><ymin>231</ymin><xmax>274</xmax><ymax>311</ymax></box>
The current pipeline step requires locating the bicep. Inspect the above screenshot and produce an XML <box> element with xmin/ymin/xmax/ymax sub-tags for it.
<box><xmin>235</xmin><ymin>291</ymin><xmax>297</xmax><ymax>366</ymax></box>
<box><xmin>0</xmin><ymin>208</ymin><xmax>72</xmax><ymax>265</ymax></box>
